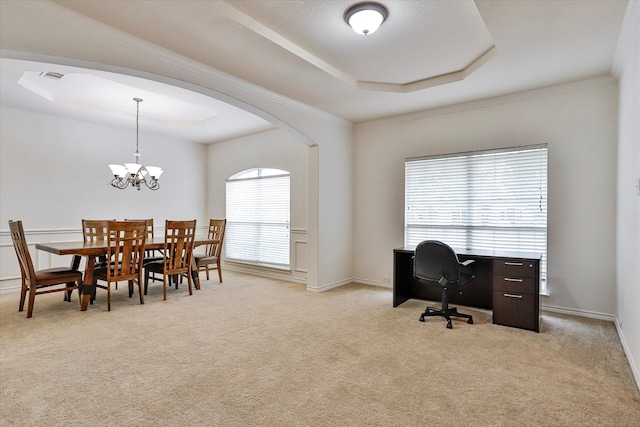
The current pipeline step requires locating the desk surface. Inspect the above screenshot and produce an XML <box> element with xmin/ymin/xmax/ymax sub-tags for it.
<box><xmin>395</xmin><ymin>246</ymin><xmax>542</xmax><ymax>261</ymax></box>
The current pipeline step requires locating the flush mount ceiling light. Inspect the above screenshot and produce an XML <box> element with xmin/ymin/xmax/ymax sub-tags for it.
<box><xmin>109</xmin><ymin>98</ymin><xmax>163</xmax><ymax>190</ymax></box>
<box><xmin>344</xmin><ymin>2</ymin><xmax>388</xmax><ymax>36</ymax></box>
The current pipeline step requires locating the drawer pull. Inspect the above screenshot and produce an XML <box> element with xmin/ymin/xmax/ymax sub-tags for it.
<box><xmin>504</xmin><ymin>262</ymin><xmax>523</xmax><ymax>266</ymax></box>
<box><xmin>504</xmin><ymin>293</ymin><xmax>523</xmax><ymax>299</ymax></box>
<box><xmin>504</xmin><ymin>278</ymin><xmax>523</xmax><ymax>282</ymax></box>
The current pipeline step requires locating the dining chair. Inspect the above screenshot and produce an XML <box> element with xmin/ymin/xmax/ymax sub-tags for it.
<box><xmin>82</xmin><ymin>219</ymin><xmax>109</xmax><ymax>243</ymax></box>
<box><xmin>125</xmin><ymin>218</ymin><xmax>164</xmax><ymax>263</ymax></box>
<box><xmin>93</xmin><ymin>220</ymin><xmax>147</xmax><ymax>311</ymax></box>
<box><xmin>80</xmin><ymin>218</ymin><xmax>113</xmax><ymax>297</ymax></box>
<box><xmin>8</xmin><ymin>220</ymin><xmax>83</xmax><ymax>318</ymax></box>
<box><xmin>144</xmin><ymin>220</ymin><xmax>196</xmax><ymax>300</ymax></box>
<box><xmin>193</xmin><ymin>219</ymin><xmax>226</xmax><ymax>283</ymax></box>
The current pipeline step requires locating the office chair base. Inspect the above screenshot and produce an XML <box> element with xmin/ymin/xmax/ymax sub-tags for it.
<box><xmin>419</xmin><ymin>306</ymin><xmax>473</xmax><ymax>329</ymax></box>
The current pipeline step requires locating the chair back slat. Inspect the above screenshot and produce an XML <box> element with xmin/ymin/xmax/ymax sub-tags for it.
<box><xmin>163</xmin><ymin>220</ymin><xmax>196</xmax><ymax>274</ymax></box>
<box><xmin>125</xmin><ymin>218</ymin><xmax>154</xmax><ymax>239</ymax></box>
<box><xmin>8</xmin><ymin>220</ymin><xmax>36</xmax><ymax>283</ymax></box>
<box><xmin>82</xmin><ymin>219</ymin><xmax>109</xmax><ymax>242</ymax></box>
<box><xmin>125</xmin><ymin>219</ymin><xmax>156</xmax><ymax>257</ymax></box>
<box><xmin>205</xmin><ymin>219</ymin><xmax>226</xmax><ymax>258</ymax></box>
<box><xmin>106</xmin><ymin>220</ymin><xmax>146</xmax><ymax>281</ymax></box>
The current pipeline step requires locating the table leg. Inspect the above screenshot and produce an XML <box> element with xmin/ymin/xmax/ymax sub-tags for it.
<box><xmin>80</xmin><ymin>256</ymin><xmax>96</xmax><ymax>311</ymax></box>
<box><xmin>190</xmin><ymin>257</ymin><xmax>200</xmax><ymax>290</ymax></box>
<box><xmin>65</xmin><ymin>255</ymin><xmax>83</xmax><ymax>302</ymax></box>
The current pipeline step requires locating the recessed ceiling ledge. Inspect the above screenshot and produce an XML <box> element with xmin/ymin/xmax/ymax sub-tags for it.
<box><xmin>358</xmin><ymin>45</ymin><xmax>497</xmax><ymax>93</ymax></box>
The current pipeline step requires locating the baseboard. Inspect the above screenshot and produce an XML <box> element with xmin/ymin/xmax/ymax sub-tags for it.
<box><xmin>614</xmin><ymin>317</ymin><xmax>640</xmax><ymax>393</ymax></box>
<box><xmin>540</xmin><ymin>304</ymin><xmax>616</xmax><ymax>322</ymax></box>
<box><xmin>222</xmin><ymin>264</ymin><xmax>307</xmax><ymax>285</ymax></box>
<box><xmin>352</xmin><ymin>277</ymin><xmax>393</xmax><ymax>289</ymax></box>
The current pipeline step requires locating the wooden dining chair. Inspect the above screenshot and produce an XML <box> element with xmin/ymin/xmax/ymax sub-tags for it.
<box><xmin>80</xmin><ymin>218</ymin><xmax>113</xmax><ymax>297</ymax></box>
<box><xmin>193</xmin><ymin>219</ymin><xmax>226</xmax><ymax>283</ymax></box>
<box><xmin>125</xmin><ymin>219</ymin><xmax>162</xmax><ymax>259</ymax></box>
<box><xmin>8</xmin><ymin>220</ymin><xmax>83</xmax><ymax>318</ymax></box>
<box><xmin>144</xmin><ymin>220</ymin><xmax>196</xmax><ymax>300</ymax></box>
<box><xmin>82</xmin><ymin>219</ymin><xmax>109</xmax><ymax>243</ymax></box>
<box><xmin>93</xmin><ymin>220</ymin><xmax>147</xmax><ymax>311</ymax></box>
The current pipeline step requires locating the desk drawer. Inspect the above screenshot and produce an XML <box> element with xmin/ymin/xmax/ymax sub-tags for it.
<box><xmin>493</xmin><ymin>259</ymin><xmax>537</xmax><ymax>278</ymax></box>
<box><xmin>493</xmin><ymin>291</ymin><xmax>538</xmax><ymax>331</ymax></box>
<box><xmin>493</xmin><ymin>275</ymin><xmax>537</xmax><ymax>294</ymax></box>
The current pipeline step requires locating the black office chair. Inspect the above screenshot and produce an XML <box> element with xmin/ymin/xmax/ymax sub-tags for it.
<box><xmin>413</xmin><ymin>240</ymin><xmax>475</xmax><ymax>329</ymax></box>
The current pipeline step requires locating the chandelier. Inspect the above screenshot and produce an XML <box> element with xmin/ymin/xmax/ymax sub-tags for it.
<box><xmin>109</xmin><ymin>98</ymin><xmax>163</xmax><ymax>190</ymax></box>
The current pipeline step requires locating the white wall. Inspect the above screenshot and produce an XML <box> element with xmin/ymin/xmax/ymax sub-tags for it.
<box><xmin>0</xmin><ymin>106</ymin><xmax>207</xmax><ymax>290</ymax></box>
<box><xmin>207</xmin><ymin>128</ymin><xmax>309</xmax><ymax>283</ymax></box>
<box><xmin>616</xmin><ymin>4</ymin><xmax>640</xmax><ymax>389</ymax></box>
<box><xmin>353</xmin><ymin>82</ymin><xmax>619</xmax><ymax>318</ymax></box>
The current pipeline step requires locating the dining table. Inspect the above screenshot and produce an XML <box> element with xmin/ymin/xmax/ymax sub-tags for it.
<box><xmin>36</xmin><ymin>236</ymin><xmax>215</xmax><ymax>311</ymax></box>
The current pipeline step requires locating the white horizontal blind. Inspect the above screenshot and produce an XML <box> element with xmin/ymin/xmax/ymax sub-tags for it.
<box><xmin>226</xmin><ymin>169</ymin><xmax>290</xmax><ymax>268</ymax></box>
<box><xmin>405</xmin><ymin>145</ymin><xmax>547</xmax><ymax>286</ymax></box>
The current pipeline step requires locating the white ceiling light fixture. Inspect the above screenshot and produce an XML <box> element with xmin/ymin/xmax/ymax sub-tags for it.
<box><xmin>109</xmin><ymin>98</ymin><xmax>163</xmax><ymax>191</ymax></box>
<box><xmin>344</xmin><ymin>2</ymin><xmax>388</xmax><ymax>36</ymax></box>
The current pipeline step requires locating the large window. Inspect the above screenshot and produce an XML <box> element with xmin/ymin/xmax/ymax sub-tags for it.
<box><xmin>405</xmin><ymin>145</ymin><xmax>548</xmax><ymax>289</ymax></box>
<box><xmin>226</xmin><ymin>168</ymin><xmax>290</xmax><ymax>269</ymax></box>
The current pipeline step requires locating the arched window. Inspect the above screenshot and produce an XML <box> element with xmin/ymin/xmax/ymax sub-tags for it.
<box><xmin>225</xmin><ymin>168</ymin><xmax>290</xmax><ymax>268</ymax></box>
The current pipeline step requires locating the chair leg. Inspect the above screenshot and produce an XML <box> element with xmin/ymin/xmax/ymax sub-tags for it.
<box><xmin>65</xmin><ymin>283</ymin><xmax>74</xmax><ymax>302</ymax></box>
<box><xmin>205</xmin><ymin>267</ymin><xmax>210</xmax><ymax>281</ymax></box>
<box><xmin>107</xmin><ymin>283</ymin><xmax>111</xmax><ymax>311</ymax></box>
<box><xmin>77</xmin><ymin>279</ymin><xmax>83</xmax><ymax>308</ymax></box>
<box><xmin>217</xmin><ymin>261</ymin><xmax>222</xmax><ymax>283</ymax></box>
<box><xmin>26</xmin><ymin>283</ymin><xmax>37</xmax><ymax>318</ymax></box>
<box><xmin>418</xmin><ymin>287</ymin><xmax>473</xmax><ymax>329</ymax></box>
<box><xmin>19</xmin><ymin>278</ymin><xmax>27</xmax><ymax>312</ymax></box>
<box><xmin>187</xmin><ymin>269</ymin><xmax>193</xmax><ymax>295</ymax></box>
<box><xmin>163</xmin><ymin>275</ymin><xmax>167</xmax><ymax>301</ymax></box>
<box><xmin>136</xmin><ymin>278</ymin><xmax>144</xmax><ymax>305</ymax></box>
<box><xmin>447</xmin><ymin>307</ymin><xmax>474</xmax><ymax>325</ymax></box>
<box><xmin>144</xmin><ymin>269</ymin><xmax>149</xmax><ymax>295</ymax></box>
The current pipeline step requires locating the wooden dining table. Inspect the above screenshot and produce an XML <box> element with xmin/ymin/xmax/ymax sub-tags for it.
<box><xmin>36</xmin><ymin>236</ymin><xmax>214</xmax><ymax>311</ymax></box>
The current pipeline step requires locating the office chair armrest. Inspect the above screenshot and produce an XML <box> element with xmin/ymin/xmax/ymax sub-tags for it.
<box><xmin>460</xmin><ymin>259</ymin><xmax>475</xmax><ymax>267</ymax></box>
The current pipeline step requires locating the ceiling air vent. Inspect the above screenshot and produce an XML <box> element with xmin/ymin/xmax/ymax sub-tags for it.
<box><xmin>40</xmin><ymin>72</ymin><xmax>64</xmax><ymax>80</ymax></box>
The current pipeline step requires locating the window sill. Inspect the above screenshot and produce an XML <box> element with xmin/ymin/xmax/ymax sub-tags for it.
<box><xmin>225</xmin><ymin>259</ymin><xmax>291</xmax><ymax>272</ymax></box>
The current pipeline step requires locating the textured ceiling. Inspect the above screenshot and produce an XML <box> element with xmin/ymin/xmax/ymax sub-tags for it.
<box><xmin>0</xmin><ymin>0</ymin><xmax>631</xmax><ymax>142</ymax></box>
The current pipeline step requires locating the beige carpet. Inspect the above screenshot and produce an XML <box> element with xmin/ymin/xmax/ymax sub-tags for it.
<box><xmin>1</xmin><ymin>271</ymin><xmax>639</xmax><ymax>427</ymax></box>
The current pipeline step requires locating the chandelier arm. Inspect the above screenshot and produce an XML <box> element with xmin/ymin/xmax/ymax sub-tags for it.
<box><xmin>110</xmin><ymin>176</ymin><xmax>130</xmax><ymax>189</ymax></box>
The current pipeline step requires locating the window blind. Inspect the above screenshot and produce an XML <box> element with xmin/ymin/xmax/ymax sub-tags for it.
<box><xmin>226</xmin><ymin>169</ymin><xmax>290</xmax><ymax>268</ymax></box>
<box><xmin>405</xmin><ymin>145</ymin><xmax>548</xmax><ymax>288</ymax></box>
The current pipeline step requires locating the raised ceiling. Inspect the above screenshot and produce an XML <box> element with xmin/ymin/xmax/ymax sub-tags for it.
<box><xmin>0</xmin><ymin>0</ymin><xmax>631</xmax><ymax>142</ymax></box>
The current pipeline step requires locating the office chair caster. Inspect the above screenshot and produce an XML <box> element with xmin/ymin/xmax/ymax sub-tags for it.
<box><xmin>446</xmin><ymin>320</ymin><xmax>452</xmax><ymax>329</ymax></box>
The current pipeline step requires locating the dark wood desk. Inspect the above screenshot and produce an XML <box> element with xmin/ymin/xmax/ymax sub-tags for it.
<box><xmin>394</xmin><ymin>246</ymin><xmax>542</xmax><ymax>332</ymax></box>
<box><xmin>36</xmin><ymin>237</ymin><xmax>213</xmax><ymax>312</ymax></box>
